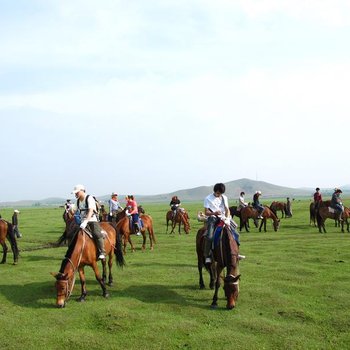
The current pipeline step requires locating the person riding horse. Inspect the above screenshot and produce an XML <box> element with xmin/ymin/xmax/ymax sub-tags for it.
<box><xmin>72</xmin><ymin>184</ymin><xmax>106</xmax><ymax>260</ymax></box>
<box><xmin>126</xmin><ymin>195</ymin><xmax>141</xmax><ymax>235</ymax></box>
<box><xmin>108</xmin><ymin>192</ymin><xmax>123</xmax><ymax>223</ymax></box>
<box><xmin>253</xmin><ymin>191</ymin><xmax>264</xmax><ymax>219</ymax></box>
<box><xmin>169</xmin><ymin>196</ymin><xmax>181</xmax><ymax>219</ymax></box>
<box><xmin>203</xmin><ymin>183</ymin><xmax>231</xmax><ymax>265</ymax></box>
<box><xmin>331</xmin><ymin>188</ymin><xmax>344</xmax><ymax>222</ymax></box>
<box><xmin>238</xmin><ymin>191</ymin><xmax>248</xmax><ymax>211</ymax></box>
<box><xmin>313</xmin><ymin>187</ymin><xmax>322</xmax><ymax>211</ymax></box>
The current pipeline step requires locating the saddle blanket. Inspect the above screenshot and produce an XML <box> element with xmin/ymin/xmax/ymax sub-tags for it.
<box><xmin>213</xmin><ymin>224</ymin><xmax>240</xmax><ymax>247</ymax></box>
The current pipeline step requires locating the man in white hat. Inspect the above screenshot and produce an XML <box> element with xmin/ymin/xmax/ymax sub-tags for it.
<box><xmin>72</xmin><ymin>184</ymin><xmax>106</xmax><ymax>260</ymax></box>
<box><xmin>252</xmin><ymin>191</ymin><xmax>264</xmax><ymax>219</ymax></box>
<box><xmin>12</xmin><ymin>209</ymin><xmax>22</xmax><ymax>238</ymax></box>
<box><xmin>108</xmin><ymin>192</ymin><xmax>123</xmax><ymax>223</ymax></box>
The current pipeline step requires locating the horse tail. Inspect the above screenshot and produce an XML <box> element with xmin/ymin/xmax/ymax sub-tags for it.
<box><xmin>7</xmin><ymin>222</ymin><xmax>19</xmax><ymax>261</ymax></box>
<box><xmin>114</xmin><ymin>230</ymin><xmax>125</xmax><ymax>267</ymax></box>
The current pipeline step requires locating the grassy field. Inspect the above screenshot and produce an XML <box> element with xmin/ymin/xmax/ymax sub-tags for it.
<box><xmin>0</xmin><ymin>199</ymin><xmax>350</xmax><ymax>350</ymax></box>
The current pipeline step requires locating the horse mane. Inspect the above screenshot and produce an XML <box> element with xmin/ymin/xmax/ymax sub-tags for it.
<box><xmin>59</xmin><ymin>231</ymin><xmax>80</xmax><ymax>273</ymax></box>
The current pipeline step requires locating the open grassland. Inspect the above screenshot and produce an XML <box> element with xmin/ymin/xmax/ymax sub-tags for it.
<box><xmin>1</xmin><ymin>199</ymin><xmax>350</xmax><ymax>350</ymax></box>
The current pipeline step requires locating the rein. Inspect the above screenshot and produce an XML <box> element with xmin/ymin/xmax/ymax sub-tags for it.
<box><xmin>61</xmin><ymin>230</ymin><xmax>87</xmax><ymax>300</ymax></box>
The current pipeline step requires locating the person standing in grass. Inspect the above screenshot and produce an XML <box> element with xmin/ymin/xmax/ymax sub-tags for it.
<box><xmin>12</xmin><ymin>209</ymin><xmax>22</xmax><ymax>238</ymax></box>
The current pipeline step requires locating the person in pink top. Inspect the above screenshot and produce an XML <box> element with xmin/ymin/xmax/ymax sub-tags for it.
<box><xmin>126</xmin><ymin>195</ymin><xmax>141</xmax><ymax>235</ymax></box>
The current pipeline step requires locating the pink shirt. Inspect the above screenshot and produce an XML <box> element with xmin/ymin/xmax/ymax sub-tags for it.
<box><xmin>127</xmin><ymin>199</ymin><xmax>138</xmax><ymax>214</ymax></box>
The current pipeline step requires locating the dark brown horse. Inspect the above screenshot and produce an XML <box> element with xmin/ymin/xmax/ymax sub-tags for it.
<box><xmin>115</xmin><ymin>213</ymin><xmax>156</xmax><ymax>253</ymax></box>
<box><xmin>52</xmin><ymin>222</ymin><xmax>125</xmax><ymax>308</ymax></box>
<box><xmin>270</xmin><ymin>201</ymin><xmax>286</xmax><ymax>218</ymax></box>
<box><xmin>241</xmin><ymin>206</ymin><xmax>280</xmax><ymax>232</ymax></box>
<box><xmin>317</xmin><ymin>205</ymin><xmax>343</xmax><ymax>233</ymax></box>
<box><xmin>196</xmin><ymin>224</ymin><xmax>240</xmax><ymax>309</ymax></box>
<box><xmin>229</xmin><ymin>206</ymin><xmax>257</xmax><ymax>231</ymax></box>
<box><xmin>0</xmin><ymin>219</ymin><xmax>19</xmax><ymax>265</ymax></box>
<box><xmin>310</xmin><ymin>200</ymin><xmax>332</xmax><ymax>227</ymax></box>
<box><xmin>196</xmin><ymin>227</ymin><xmax>216</xmax><ymax>290</ymax></box>
<box><xmin>166</xmin><ymin>209</ymin><xmax>190</xmax><ymax>234</ymax></box>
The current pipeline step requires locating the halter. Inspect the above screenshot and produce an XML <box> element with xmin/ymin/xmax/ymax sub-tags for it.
<box><xmin>58</xmin><ymin>230</ymin><xmax>87</xmax><ymax>301</ymax></box>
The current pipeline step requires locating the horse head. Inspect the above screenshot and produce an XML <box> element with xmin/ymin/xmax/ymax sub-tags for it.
<box><xmin>223</xmin><ymin>274</ymin><xmax>240</xmax><ymax>309</ymax></box>
<box><xmin>138</xmin><ymin>205</ymin><xmax>145</xmax><ymax>214</ymax></box>
<box><xmin>51</xmin><ymin>272</ymin><xmax>71</xmax><ymax>308</ymax></box>
<box><xmin>273</xmin><ymin>219</ymin><xmax>280</xmax><ymax>231</ymax></box>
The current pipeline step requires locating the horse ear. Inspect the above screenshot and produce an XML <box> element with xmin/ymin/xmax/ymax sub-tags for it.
<box><xmin>50</xmin><ymin>272</ymin><xmax>58</xmax><ymax>278</ymax></box>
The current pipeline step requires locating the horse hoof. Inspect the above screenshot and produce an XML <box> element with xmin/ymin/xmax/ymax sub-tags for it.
<box><xmin>76</xmin><ymin>297</ymin><xmax>85</xmax><ymax>302</ymax></box>
<box><xmin>211</xmin><ymin>304</ymin><xmax>218</xmax><ymax>309</ymax></box>
<box><xmin>103</xmin><ymin>293</ymin><xmax>109</xmax><ymax>298</ymax></box>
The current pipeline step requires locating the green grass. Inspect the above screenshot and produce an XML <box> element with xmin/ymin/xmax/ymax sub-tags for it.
<box><xmin>1</xmin><ymin>200</ymin><xmax>350</xmax><ymax>349</ymax></box>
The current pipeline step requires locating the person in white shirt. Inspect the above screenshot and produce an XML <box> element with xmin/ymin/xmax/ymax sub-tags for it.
<box><xmin>203</xmin><ymin>183</ymin><xmax>230</xmax><ymax>264</ymax></box>
<box><xmin>72</xmin><ymin>184</ymin><xmax>106</xmax><ymax>260</ymax></box>
<box><xmin>108</xmin><ymin>192</ymin><xmax>123</xmax><ymax>222</ymax></box>
<box><xmin>238</xmin><ymin>191</ymin><xmax>248</xmax><ymax>210</ymax></box>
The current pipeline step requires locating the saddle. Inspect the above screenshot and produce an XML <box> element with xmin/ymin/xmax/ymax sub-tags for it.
<box><xmin>213</xmin><ymin>220</ymin><xmax>240</xmax><ymax>247</ymax></box>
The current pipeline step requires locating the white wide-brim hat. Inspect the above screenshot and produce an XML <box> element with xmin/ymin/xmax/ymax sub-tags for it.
<box><xmin>72</xmin><ymin>184</ymin><xmax>85</xmax><ymax>194</ymax></box>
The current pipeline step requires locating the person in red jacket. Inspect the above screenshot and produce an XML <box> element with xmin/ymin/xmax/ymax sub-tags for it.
<box><xmin>313</xmin><ymin>187</ymin><xmax>322</xmax><ymax>211</ymax></box>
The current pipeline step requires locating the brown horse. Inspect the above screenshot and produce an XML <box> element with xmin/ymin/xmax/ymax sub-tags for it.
<box><xmin>310</xmin><ymin>200</ymin><xmax>333</xmax><ymax>227</ymax></box>
<box><xmin>229</xmin><ymin>206</ymin><xmax>257</xmax><ymax>231</ymax></box>
<box><xmin>270</xmin><ymin>201</ymin><xmax>286</xmax><ymax>218</ymax></box>
<box><xmin>196</xmin><ymin>227</ymin><xmax>216</xmax><ymax>290</ymax></box>
<box><xmin>166</xmin><ymin>209</ymin><xmax>190</xmax><ymax>234</ymax></box>
<box><xmin>317</xmin><ymin>205</ymin><xmax>343</xmax><ymax>233</ymax></box>
<box><xmin>52</xmin><ymin>222</ymin><xmax>125</xmax><ymax>308</ymax></box>
<box><xmin>115</xmin><ymin>214</ymin><xmax>156</xmax><ymax>253</ymax></box>
<box><xmin>0</xmin><ymin>219</ymin><xmax>19</xmax><ymax>265</ymax></box>
<box><xmin>196</xmin><ymin>223</ymin><xmax>240</xmax><ymax>309</ymax></box>
<box><xmin>241</xmin><ymin>206</ymin><xmax>280</xmax><ymax>232</ymax></box>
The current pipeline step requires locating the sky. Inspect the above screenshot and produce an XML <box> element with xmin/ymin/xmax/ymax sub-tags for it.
<box><xmin>0</xmin><ymin>0</ymin><xmax>350</xmax><ymax>201</ymax></box>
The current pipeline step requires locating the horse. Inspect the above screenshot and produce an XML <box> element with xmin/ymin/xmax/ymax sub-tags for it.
<box><xmin>310</xmin><ymin>200</ymin><xmax>332</xmax><ymax>227</ymax></box>
<box><xmin>317</xmin><ymin>205</ymin><xmax>344</xmax><ymax>233</ymax></box>
<box><xmin>52</xmin><ymin>221</ymin><xmax>125</xmax><ymax>308</ymax></box>
<box><xmin>62</xmin><ymin>209</ymin><xmax>74</xmax><ymax>223</ymax></box>
<box><xmin>240</xmin><ymin>206</ymin><xmax>280</xmax><ymax>232</ymax></box>
<box><xmin>115</xmin><ymin>213</ymin><xmax>156</xmax><ymax>253</ymax></box>
<box><xmin>196</xmin><ymin>227</ymin><xmax>216</xmax><ymax>290</ymax></box>
<box><xmin>196</xmin><ymin>223</ymin><xmax>240</xmax><ymax>309</ymax></box>
<box><xmin>229</xmin><ymin>205</ymin><xmax>257</xmax><ymax>231</ymax></box>
<box><xmin>0</xmin><ymin>219</ymin><xmax>19</xmax><ymax>265</ymax></box>
<box><xmin>166</xmin><ymin>208</ymin><xmax>190</xmax><ymax>234</ymax></box>
<box><xmin>270</xmin><ymin>201</ymin><xmax>286</xmax><ymax>218</ymax></box>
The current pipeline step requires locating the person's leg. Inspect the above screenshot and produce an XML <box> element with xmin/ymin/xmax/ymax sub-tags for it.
<box><xmin>89</xmin><ymin>222</ymin><xmax>106</xmax><ymax>259</ymax></box>
<box><xmin>204</xmin><ymin>216</ymin><xmax>218</xmax><ymax>263</ymax></box>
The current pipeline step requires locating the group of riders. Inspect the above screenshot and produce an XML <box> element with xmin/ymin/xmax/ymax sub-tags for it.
<box><xmin>65</xmin><ymin>185</ymin><xmax>144</xmax><ymax>261</ymax></box>
<box><xmin>313</xmin><ymin>186</ymin><xmax>344</xmax><ymax>221</ymax></box>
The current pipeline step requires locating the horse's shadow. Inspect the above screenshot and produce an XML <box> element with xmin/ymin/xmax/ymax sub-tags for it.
<box><xmin>0</xmin><ymin>281</ymin><xmax>56</xmax><ymax>309</ymax></box>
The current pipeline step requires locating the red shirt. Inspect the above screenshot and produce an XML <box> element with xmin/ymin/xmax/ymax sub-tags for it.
<box><xmin>314</xmin><ymin>192</ymin><xmax>322</xmax><ymax>202</ymax></box>
<box><xmin>127</xmin><ymin>199</ymin><xmax>138</xmax><ymax>214</ymax></box>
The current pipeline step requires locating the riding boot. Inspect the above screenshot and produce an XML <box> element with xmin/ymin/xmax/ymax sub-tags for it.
<box><xmin>96</xmin><ymin>237</ymin><xmax>106</xmax><ymax>256</ymax></box>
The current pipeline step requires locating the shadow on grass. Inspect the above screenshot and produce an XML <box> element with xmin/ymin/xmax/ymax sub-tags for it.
<box><xmin>0</xmin><ymin>281</ymin><xmax>56</xmax><ymax>309</ymax></box>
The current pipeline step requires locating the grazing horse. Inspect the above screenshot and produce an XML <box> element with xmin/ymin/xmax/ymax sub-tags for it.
<box><xmin>0</xmin><ymin>219</ymin><xmax>19</xmax><ymax>265</ymax></box>
<box><xmin>115</xmin><ymin>214</ymin><xmax>156</xmax><ymax>253</ymax></box>
<box><xmin>259</xmin><ymin>206</ymin><xmax>280</xmax><ymax>232</ymax></box>
<box><xmin>317</xmin><ymin>205</ymin><xmax>343</xmax><ymax>233</ymax></box>
<box><xmin>270</xmin><ymin>201</ymin><xmax>286</xmax><ymax>219</ymax></box>
<box><xmin>166</xmin><ymin>209</ymin><xmax>190</xmax><ymax>234</ymax></box>
<box><xmin>52</xmin><ymin>222</ymin><xmax>125</xmax><ymax>308</ymax></box>
<box><xmin>196</xmin><ymin>227</ymin><xmax>216</xmax><ymax>290</ymax></box>
<box><xmin>196</xmin><ymin>223</ymin><xmax>240</xmax><ymax>309</ymax></box>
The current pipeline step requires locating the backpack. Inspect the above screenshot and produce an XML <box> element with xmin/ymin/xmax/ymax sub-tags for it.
<box><xmin>76</xmin><ymin>195</ymin><xmax>100</xmax><ymax>217</ymax></box>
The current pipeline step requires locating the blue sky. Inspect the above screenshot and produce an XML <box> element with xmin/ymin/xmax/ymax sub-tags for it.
<box><xmin>1</xmin><ymin>0</ymin><xmax>350</xmax><ymax>201</ymax></box>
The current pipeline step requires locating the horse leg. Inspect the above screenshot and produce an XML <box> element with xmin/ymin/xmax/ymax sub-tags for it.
<box><xmin>178</xmin><ymin>222</ymin><xmax>181</xmax><ymax>235</ymax></box>
<box><xmin>198</xmin><ymin>262</ymin><xmax>205</xmax><ymax>289</ymax></box>
<box><xmin>0</xmin><ymin>241</ymin><xmax>7</xmax><ymax>264</ymax></box>
<box><xmin>101</xmin><ymin>257</ymin><xmax>107</xmax><ymax>284</ymax></box>
<box><xmin>108</xmin><ymin>254</ymin><xmax>113</xmax><ymax>286</ymax></box>
<box><xmin>92</xmin><ymin>262</ymin><xmax>109</xmax><ymax>298</ymax></box>
<box><xmin>211</xmin><ymin>267</ymin><xmax>222</xmax><ymax>309</ymax></box>
<box><xmin>77</xmin><ymin>267</ymin><xmax>88</xmax><ymax>302</ymax></box>
<box><xmin>128</xmin><ymin>236</ymin><xmax>136</xmax><ymax>252</ymax></box>
<box><xmin>148</xmin><ymin>228</ymin><xmax>154</xmax><ymax>251</ymax></box>
<box><xmin>259</xmin><ymin>219</ymin><xmax>264</xmax><ymax>232</ymax></box>
<box><xmin>141</xmin><ymin>231</ymin><xmax>146</xmax><ymax>251</ymax></box>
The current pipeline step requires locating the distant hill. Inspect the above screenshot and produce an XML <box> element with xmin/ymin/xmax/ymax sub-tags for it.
<box><xmin>1</xmin><ymin>178</ymin><xmax>348</xmax><ymax>207</ymax></box>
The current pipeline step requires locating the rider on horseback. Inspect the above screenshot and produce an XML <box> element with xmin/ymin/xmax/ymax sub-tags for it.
<box><xmin>203</xmin><ymin>183</ymin><xmax>230</xmax><ymax>265</ymax></box>
<box><xmin>72</xmin><ymin>184</ymin><xmax>106</xmax><ymax>260</ymax></box>
<box><xmin>253</xmin><ymin>191</ymin><xmax>264</xmax><ymax>219</ymax></box>
<box><xmin>126</xmin><ymin>195</ymin><xmax>141</xmax><ymax>236</ymax></box>
<box><xmin>170</xmin><ymin>196</ymin><xmax>181</xmax><ymax>219</ymax></box>
<box><xmin>313</xmin><ymin>187</ymin><xmax>322</xmax><ymax>211</ymax></box>
<box><xmin>331</xmin><ymin>188</ymin><xmax>344</xmax><ymax>222</ymax></box>
<box><xmin>238</xmin><ymin>191</ymin><xmax>248</xmax><ymax>210</ymax></box>
<box><xmin>108</xmin><ymin>192</ymin><xmax>123</xmax><ymax>223</ymax></box>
